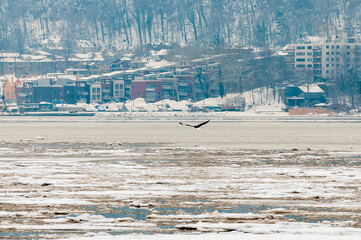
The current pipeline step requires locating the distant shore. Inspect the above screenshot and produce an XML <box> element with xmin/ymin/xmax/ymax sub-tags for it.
<box><xmin>1</xmin><ymin>111</ymin><xmax>361</xmax><ymax>122</ymax></box>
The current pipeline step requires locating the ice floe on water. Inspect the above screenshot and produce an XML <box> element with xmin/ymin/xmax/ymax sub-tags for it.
<box><xmin>1</xmin><ymin>121</ymin><xmax>361</xmax><ymax>239</ymax></box>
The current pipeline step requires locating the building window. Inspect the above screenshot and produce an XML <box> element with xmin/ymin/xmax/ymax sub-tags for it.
<box><xmin>326</xmin><ymin>45</ymin><xmax>329</xmax><ymax>49</ymax></box>
<box><xmin>296</xmin><ymin>52</ymin><xmax>305</xmax><ymax>56</ymax></box>
<box><xmin>296</xmin><ymin>58</ymin><xmax>305</xmax><ymax>62</ymax></box>
<box><xmin>326</xmin><ymin>64</ymin><xmax>329</xmax><ymax>67</ymax></box>
<box><xmin>307</xmin><ymin>46</ymin><xmax>312</xmax><ymax>49</ymax></box>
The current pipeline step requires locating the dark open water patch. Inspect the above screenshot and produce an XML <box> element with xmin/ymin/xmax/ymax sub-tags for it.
<box><xmin>285</xmin><ymin>214</ymin><xmax>346</xmax><ymax>223</ymax></box>
<box><xmin>0</xmin><ymin>231</ymin><xmax>66</xmax><ymax>239</ymax></box>
<box><xmin>2</xmin><ymin>203</ymin><xmax>353</xmax><ymax>237</ymax></box>
<box><xmin>76</xmin><ymin>203</ymin><xmax>283</xmax><ymax>234</ymax></box>
<box><xmin>105</xmin><ymin>206</ymin><xmax>152</xmax><ymax>221</ymax></box>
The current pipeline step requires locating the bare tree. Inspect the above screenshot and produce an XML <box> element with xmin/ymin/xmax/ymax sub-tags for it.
<box><xmin>14</xmin><ymin>25</ymin><xmax>25</xmax><ymax>58</ymax></box>
<box><xmin>62</xmin><ymin>27</ymin><xmax>74</xmax><ymax>69</ymax></box>
<box><xmin>335</xmin><ymin>45</ymin><xmax>361</xmax><ymax>109</ymax></box>
<box><xmin>186</xmin><ymin>0</ymin><xmax>198</xmax><ymax>42</ymax></box>
<box><xmin>131</xmin><ymin>0</ymin><xmax>145</xmax><ymax>50</ymax></box>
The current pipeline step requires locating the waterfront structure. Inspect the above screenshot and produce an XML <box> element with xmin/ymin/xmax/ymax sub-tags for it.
<box><xmin>7</xmin><ymin>61</ymin><xmax>222</xmax><ymax>106</ymax></box>
<box><xmin>131</xmin><ymin>74</ymin><xmax>162</xmax><ymax>102</ymax></box>
<box><xmin>3</xmin><ymin>75</ymin><xmax>22</xmax><ymax>103</ymax></box>
<box><xmin>285</xmin><ymin>33</ymin><xmax>361</xmax><ymax>81</ymax></box>
<box><xmin>283</xmin><ymin>84</ymin><xmax>326</xmax><ymax>107</ymax></box>
<box><xmin>90</xmin><ymin>84</ymin><xmax>102</xmax><ymax>103</ymax></box>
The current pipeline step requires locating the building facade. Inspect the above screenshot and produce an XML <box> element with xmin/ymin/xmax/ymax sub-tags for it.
<box><xmin>285</xmin><ymin>33</ymin><xmax>361</xmax><ymax>82</ymax></box>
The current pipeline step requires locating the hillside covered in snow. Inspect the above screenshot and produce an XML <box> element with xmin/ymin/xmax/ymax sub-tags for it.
<box><xmin>0</xmin><ymin>0</ymin><xmax>360</xmax><ymax>53</ymax></box>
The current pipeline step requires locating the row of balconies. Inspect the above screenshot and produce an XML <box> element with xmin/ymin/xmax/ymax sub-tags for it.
<box><xmin>178</xmin><ymin>82</ymin><xmax>188</xmax><ymax>87</ymax></box>
<box><xmin>179</xmin><ymin>91</ymin><xmax>188</xmax><ymax>96</ymax></box>
<box><xmin>162</xmin><ymin>85</ymin><xmax>173</xmax><ymax>90</ymax></box>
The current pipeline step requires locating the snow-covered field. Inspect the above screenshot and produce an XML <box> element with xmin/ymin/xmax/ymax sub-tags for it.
<box><xmin>1</xmin><ymin>120</ymin><xmax>361</xmax><ymax>239</ymax></box>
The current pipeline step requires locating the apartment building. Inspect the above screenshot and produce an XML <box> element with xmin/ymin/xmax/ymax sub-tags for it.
<box><xmin>285</xmin><ymin>33</ymin><xmax>361</xmax><ymax>81</ymax></box>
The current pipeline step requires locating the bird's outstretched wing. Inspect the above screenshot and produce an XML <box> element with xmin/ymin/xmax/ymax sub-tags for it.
<box><xmin>179</xmin><ymin>122</ymin><xmax>195</xmax><ymax>127</ymax></box>
<box><xmin>179</xmin><ymin>119</ymin><xmax>210</xmax><ymax>128</ymax></box>
<box><xmin>194</xmin><ymin>119</ymin><xmax>210</xmax><ymax>128</ymax></box>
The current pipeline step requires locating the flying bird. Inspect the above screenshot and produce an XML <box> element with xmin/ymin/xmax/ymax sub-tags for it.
<box><xmin>179</xmin><ymin>119</ymin><xmax>210</xmax><ymax>129</ymax></box>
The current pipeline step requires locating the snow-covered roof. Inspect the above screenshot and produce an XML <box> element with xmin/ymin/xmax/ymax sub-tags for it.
<box><xmin>35</xmin><ymin>50</ymin><xmax>52</xmax><ymax>56</ymax></box>
<box><xmin>298</xmin><ymin>85</ymin><xmax>325</xmax><ymax>93</ymax></box>
<box><xmin>66</xmin><ymin>68</ymin><xmax>88</xmax><ymax>71</ymax></box>
<box><xmin>101</xmin><ymin>71</ymin><xmax>125</xmax><ymax>77</ymax></box>
<box><xmin>0</xmin><ymin>53</ymin><xmax>20</xmax><ymax>58</ymax></box>
<box><xmin>152</xmin><ymin>49</ymin><xmax>168</xmax><ymax>56</ymax></box>
<box><xmin>57</xmin><ymin>75</ymin><xmax>77</xmax><ymax>81</ymax></box>
<box><xmin>276</xmin><ymin>51</ymin><xmax>288</xmax><ymax>56</ymax></box>
<box><xmin>78</xmin><ymin>75</ymin><xmax>101</xmax><ymax>81</ymax></box>
<box><xmin>76</xmin><ymin>40</ymin><xmax>96</xmax><ymax>48</ymax></box>
<box><xmin>145</xmin><ymin>60</ymin><xmax>173</xmax><ymax>68</ymax></box>
<box><xmin>41</xmin><ymin>36</ymin><xmax>61</xmax><ymax>45</ymax></box>
<box><xmin>71</xmin><ymin>52</ymin><xmax>104</xmax><ymax>62</ymax></box>
<box><xmin>121</xmin><ymin>57</ymin><xmax>132</xmax><ymax>61</ymax></box>
<box><xmin>22</xmin><ymin>54</ymin><xmax>53</xmax><ymax>62</ymax></box>
<box><xmin>304</xmin><ymin>36</ymin><xmax>327</xmax><ymax>44</ymax></box>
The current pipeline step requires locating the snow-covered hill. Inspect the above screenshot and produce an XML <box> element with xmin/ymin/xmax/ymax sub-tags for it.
<box><xmin>1</xmin><ymin>0</ymin><xmax>360</xmax><ymax>52</ymax></box>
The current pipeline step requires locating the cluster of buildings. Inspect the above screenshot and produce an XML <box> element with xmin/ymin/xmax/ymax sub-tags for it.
<box><xmin>0</xmin><ymin>61</ymin><xmax>221</xmax><ymax>109</ymax></box>
<box><xmin>285</xmin><ymin>33</ymin><xmax>361</xmax><ymax>81</ymax></box>
<box><xmin>2</xmin><ymin>33</ymin><xmax>360</xmax><ymax>112</ymax></box>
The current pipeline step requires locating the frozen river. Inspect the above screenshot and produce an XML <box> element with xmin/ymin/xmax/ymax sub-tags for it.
<box><xmin>1</xmin><ymin>116</ymin><xmax>361</xmax><ymax>239</ymax></box>
<box><xmin>1</xmin><ymin>116</ymin><xmax>361</xmax><ymax>150</ymax></box>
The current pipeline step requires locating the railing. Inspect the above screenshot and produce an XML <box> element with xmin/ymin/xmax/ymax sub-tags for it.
<box><xmin>162</xmin><ymin>85</ymin><xmax>172</xmax><ymax>89</ymax></box>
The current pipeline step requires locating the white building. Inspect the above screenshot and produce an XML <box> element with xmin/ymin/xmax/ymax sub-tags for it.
<box><xmin>285</xmin><ymin>33</ymin><xmax>361</xmax><ymax>81</ymax></box>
